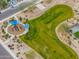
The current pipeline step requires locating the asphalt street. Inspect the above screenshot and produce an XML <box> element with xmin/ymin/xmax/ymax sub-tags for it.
<box><xmin>0</xmin><ymin>44</ymin><xmax>14</xmax><ymax>59</ymax></box>
<box><xmin>0</xmin><ymin>0</ymin><xmax>37</xmax><ymax>21</ymax></box>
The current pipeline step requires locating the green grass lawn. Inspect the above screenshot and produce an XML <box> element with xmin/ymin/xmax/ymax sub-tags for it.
<box><xmin>74</xmin><ymin>31</ymin><xmax>79</xmax><ymax>38</ymax></box>
<box><xmin>20</xmin><ymin>4</ymin><xmax>78</xmax><ymax>59</ymax></box>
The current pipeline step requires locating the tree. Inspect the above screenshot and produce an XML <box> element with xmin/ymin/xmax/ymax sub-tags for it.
<box><xmin>0</xmin><ymin>0</ymin><xmax>9</xmax><ymax>9</ymax></box>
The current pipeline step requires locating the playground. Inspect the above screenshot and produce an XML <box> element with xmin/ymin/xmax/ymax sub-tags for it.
<box><xmin>7</xmin><ymin>24</ymin><xmax>25</xmax><ymax>35</ymax></box>
<box><xmin>7</xmin><ymin>17</ymin><xmax>29</xmax><ymax>35</ymax></box>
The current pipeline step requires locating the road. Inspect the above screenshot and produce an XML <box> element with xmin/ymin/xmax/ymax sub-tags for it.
<box><xmin>0</xmin><ymin>0</ymin><xmax>38</xmax><ymax>21</ymax></box>
<box><xmin>0</xmin><ymin>44</ymin><xmax>14</xmax><ymax>59</ymax></box>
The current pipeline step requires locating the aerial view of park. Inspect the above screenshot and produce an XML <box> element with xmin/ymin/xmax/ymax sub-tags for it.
<box><xmin>0</xmin><ymin>0</ymin><xmax>79</xmax><ymax>59</ymax></box>
<box><xmin>20</xmin><ymin>4</ymin><xmax>78</xmax><ymax>59</ymax></box>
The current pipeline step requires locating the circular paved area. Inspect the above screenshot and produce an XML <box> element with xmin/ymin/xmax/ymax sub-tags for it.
<box><xmin>7</xmin><ymin>24</ymin><xmax>25</xmax><ymax>35</ymax></box>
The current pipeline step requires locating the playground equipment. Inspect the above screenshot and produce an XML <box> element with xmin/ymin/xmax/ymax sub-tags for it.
<box><xmin>9</xmin><ymin>19</ymin><xmax>22</xmax><ymax>32</ymax></box>
<box><xmin>24</xmin><ymin>24</ymin><xmax>29</xmax><ymax>29</ymax></box>
<box><xmin>8</xmin><ymin>16</ymin><xmax>30</xmax><ymax>35</ymax></box>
